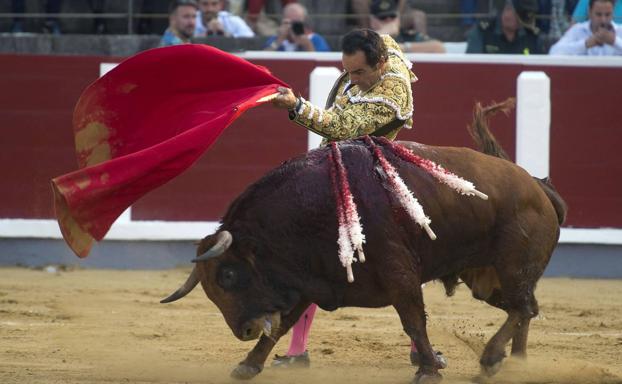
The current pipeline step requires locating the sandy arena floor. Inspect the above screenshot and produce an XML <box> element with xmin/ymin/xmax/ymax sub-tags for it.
<box><xmin>0</xmin><ymin>267</ymin><xmax>621</xmax><ymax>384</ymax></box>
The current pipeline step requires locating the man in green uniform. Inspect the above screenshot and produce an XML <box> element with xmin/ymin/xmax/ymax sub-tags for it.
<box><xmin>466</xmin><ymin>0</ymin><xmax>544</xmax><ymax>54</ymax></box>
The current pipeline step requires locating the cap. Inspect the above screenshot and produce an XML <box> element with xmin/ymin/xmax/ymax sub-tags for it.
<box><xmin>370</xmin><ymin>0</ymin><xmax>398</xmax><ymax>19</ymax></box>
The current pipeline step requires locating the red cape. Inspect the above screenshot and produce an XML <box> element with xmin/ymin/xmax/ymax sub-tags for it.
<box><xmin>51</xmin><ymin>44</ymin><xmax>288</xmax><ymax>257</ymax></box>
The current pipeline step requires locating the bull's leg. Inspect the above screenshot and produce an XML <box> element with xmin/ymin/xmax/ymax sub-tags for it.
<box><xmin>479</xmin><ymin>310</ymin><xmax>521</xmax><ymax>376</ymax></box>
<box><xmin>479</xmin><ymin>268</ymin><xmax>540</xmax><ymax>376</ymax></box>
<box><xmin>231</xmin><ymin>300</ymin><xmax>311</xmax><ymax>380</ymax></box>
<box><xmin>392</xmin><ymin>286</ymin><xmax>443</xmax><ymax>384</ymax></box>
<box><xmin>511</xmin><ymin>291</ymin><xmax>538</xmax><ymax>357</ymax></box>
<box><xmin>510</xmin><ymin>317</ymin><xmax>531</xmax><ymax>357</ymax></box>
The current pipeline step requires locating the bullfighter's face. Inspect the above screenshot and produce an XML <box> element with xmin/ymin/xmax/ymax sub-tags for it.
<box><xmin>194</xmin><ymin>234</ymin><xmax>285</xmax><ymax>341</ymax></box>
<box><xmin>342</xmin><ymin>50</ymin><xmax>386</xmax><ymax>92</ymax></box>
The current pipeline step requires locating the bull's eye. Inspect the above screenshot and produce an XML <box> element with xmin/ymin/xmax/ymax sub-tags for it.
<box><xmin>218</xmin><ymin>266</ymin><xmax>238</xmax><ymax>290</ymax></box>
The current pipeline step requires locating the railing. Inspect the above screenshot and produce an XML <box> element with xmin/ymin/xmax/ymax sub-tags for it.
<box><xmin>0</xmin><ymin>2</ymin><xmax>544</xmax><ymax>36</ymax></box>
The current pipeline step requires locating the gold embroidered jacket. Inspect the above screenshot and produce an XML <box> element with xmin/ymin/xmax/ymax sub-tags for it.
<box><xmin>289</xmin><ymin>35</ymin><xmax>417</xmax><ymax>142</ymax></box>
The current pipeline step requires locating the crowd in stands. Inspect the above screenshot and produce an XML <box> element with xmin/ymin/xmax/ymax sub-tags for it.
<box><xmin>3</xmin><ymin>0</ymin><xmax>621</xmax><ymax>55</ymax></box>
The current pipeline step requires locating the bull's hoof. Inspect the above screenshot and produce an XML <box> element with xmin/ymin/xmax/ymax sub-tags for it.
<box><xmin>410</xmin><ymin>351</ymin><xmax>448</xmax><ymax>369</ymax></box>
<box><xmin>480</xmin><ymin>361</ymin><xmax>502</xmax><ymax>377</ymax></box>
<box><xmin>230</xmin><ymin>363</ymin><xmax>262</xmax><ymax>380</ymax></box>
<box><xmin>412</xmin><ymin>371</ymin><xmax>443</xmax><ymax>384</ymax></box>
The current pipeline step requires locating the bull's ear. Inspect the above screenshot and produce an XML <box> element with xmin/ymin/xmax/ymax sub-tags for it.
<box><xmin>196</xmin><ymin>234</ymin><xmax>217</xmax><ymax>256</ymax></box>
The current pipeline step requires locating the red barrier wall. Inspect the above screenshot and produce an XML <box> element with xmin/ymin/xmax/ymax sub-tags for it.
<box><xmin>1</xmin><ymin>54</ymin><xmax>620</xmax><ymax>228</ymax></box>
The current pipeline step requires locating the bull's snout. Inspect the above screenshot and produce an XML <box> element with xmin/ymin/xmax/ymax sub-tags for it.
<box><xmin>237</xmin><ymin>312</ymin><xmax>281</xmax><ymax>341</ymax></box>
<box><xmin>239</xmin><ymin>319</ymin><xmax>263</xmax><ymax>341</ymax></box>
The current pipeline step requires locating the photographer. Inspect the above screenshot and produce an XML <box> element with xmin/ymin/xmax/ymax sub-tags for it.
<box><xmin>550</xmin><ymin>0</ymin><xmax>622</xmax><ymax>55</ymax></box>
<box><xmin>264</xmin><ymin>3</ymin><xmax>330</xmax><ymax>52</ymax></box>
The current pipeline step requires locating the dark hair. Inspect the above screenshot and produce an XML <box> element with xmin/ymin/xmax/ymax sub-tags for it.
<box><xmin>511</xmin><ymin>0</ymin><xmax>539</xmax><ymax>23</ymax></box>
<box><xmin>589</xmin><ymin>0</ymin><xmax>615</xmax><ymax>8</ymax></box>
<box><xmin>341</xmin><ymin>29</ymin><xmax>388</xmax><ymax>68</ymax></box>
<box><xmin>169</xmin><ymin>0</ymin><xmax>198</xmax><ymax>13</ymax></box>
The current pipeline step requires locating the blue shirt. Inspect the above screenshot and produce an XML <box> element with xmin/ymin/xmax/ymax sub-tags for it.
<box><xmin>159</xmin><ymin>28</ymin><xmax>187</xmax><ymax>47</ymax></box>
<box><xmin>264</xmin><ymin>33</ymin><xmax>330</xmax><ymax>52</ymax></box>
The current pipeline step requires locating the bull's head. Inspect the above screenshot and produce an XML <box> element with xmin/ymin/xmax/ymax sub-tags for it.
<box><xmin>161</xmin><ymin>231</ymin><xmax>294</xmax><ymax>341</ymax></box>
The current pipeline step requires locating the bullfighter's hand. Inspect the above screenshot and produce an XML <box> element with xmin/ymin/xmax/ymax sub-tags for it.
<box><xmin>273</xmin><ymin>87</ymin><xmax>297</xmax><ymax>109</ymax></box>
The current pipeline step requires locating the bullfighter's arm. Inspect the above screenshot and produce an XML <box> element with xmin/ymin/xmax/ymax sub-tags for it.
<box><xmin>288</xmin><ymin>76</ymin><xmax>412</xmax><ymax>141</ymax></box>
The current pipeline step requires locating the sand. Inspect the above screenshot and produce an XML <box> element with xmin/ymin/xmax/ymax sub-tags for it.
<box><xmin>1</xmin><ymin>267</ymin><xmax>621</xmax><ymax>384</ymax></box>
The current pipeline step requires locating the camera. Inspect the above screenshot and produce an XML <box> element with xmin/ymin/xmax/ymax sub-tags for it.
<box><xmin>291</xmin><ymin>21</ymin><xmax>305</xmax><ymax>36</ymax></box>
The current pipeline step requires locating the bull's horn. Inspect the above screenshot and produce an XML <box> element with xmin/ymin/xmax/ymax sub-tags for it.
<box><xmin>160</xmin><ymin>266</ymin><xmax>200</xmax><ymax>303</ymax></box>
<box><xmin>192</xmin><ymin>230</ymin><xmax>233</xmax><ymax>263</ymax></box>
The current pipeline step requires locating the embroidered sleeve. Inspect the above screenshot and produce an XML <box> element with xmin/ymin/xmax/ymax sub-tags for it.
<box><xmin>290</xmin><ymin>76</ymin><xmax>412</xmax><ymax>140</ymax></box>
<box><xmin>290</xmin><ymin>98</ymin><xmax>396</xmax><ymax>140</ymax></box>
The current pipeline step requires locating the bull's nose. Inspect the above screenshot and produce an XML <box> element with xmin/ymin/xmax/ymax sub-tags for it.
<box><xmin>239</xmin><ymin>321</ymin><xmax>262</xmax><ymax>341</ymax></box>
<box><xmin>244</xmin><ymin>327</ymin><xmax>253</xmax><ymax>339</ymax></box>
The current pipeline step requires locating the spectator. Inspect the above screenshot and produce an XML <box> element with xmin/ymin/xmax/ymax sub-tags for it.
<box><xmin>466</xmin><ymin>0</ymin><xmax>545</xmax><ymax>54</ymax></box>
<box><xmin>550</xmin><ymin>0</ymin><xmax>622</xmax><ymax>55</ymax></box>
<box><xmin>11</xmin><ymin>0</ymin><xmax>62</xmax><ymax>34</ymax></box>
<box><xmin>160</xmin><ymin>0</ymin><xmax>199</xmax><ymax>47</ymax></box>
<box><xmin>195</xmin><ymin>0</ymin><xmax>254</xmax><ymax>37</ymax></box>
<box><xmin>264</xmin><ymin>3</ymin><xmax>330</xmax><ymax>51</ymax></box>
<box><xmin>369</xmin><ymin>0</ymin><xmax>445</xmax><ymax>53</ymax></box>
<box><xmin>572</xmin><ymin>0</ymin><xmax>622</xmax><ymax>23</ymax></box>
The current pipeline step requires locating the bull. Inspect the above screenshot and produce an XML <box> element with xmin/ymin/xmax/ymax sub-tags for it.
<box><xmin>161</xmin><ymin>100</ymin><xmax>566</xmax><ymax>384</ymax></box>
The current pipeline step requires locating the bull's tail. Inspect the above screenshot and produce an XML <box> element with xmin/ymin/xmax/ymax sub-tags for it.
<box><xmin>467</xmin><ymin>98</ymin><xmax>567</xmax><ymax>225</ymax></box>
<box><xmin>467</xmin><ymin>98</ymin><xmax>514</xmax><ymax>161</ymax></box>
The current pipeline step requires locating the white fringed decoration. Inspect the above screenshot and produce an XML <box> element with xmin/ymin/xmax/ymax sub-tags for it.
<box><xmin>330</xmin><ymin>142</ymin><xmax>366</xmax><ymax>283</ymax></box>
<box><xmin>428</xmin><ymin>166</ymin><xmax>489</xmax><ymax>200</ymax></box>
<box><xmin>379</xmin><ymin>137</ymin><xmax>488</xmax><ymax>201</ymax></box>
<box><xmin>307</xmin><ymin>104</ymin><xmax>315</xmax><ymax>120</ymax></box>
<box><xmin>336</xmin><ymin>216</ymin><xmax>355</xmax><ymax>282</ymax></box>
<box><xmin>325</xmin><ymin>137</ymin><xmax>490</xmax><ymax>275</ymax></box>
<box><xmin>365</xmin><ymin>137</ymin><xmax>437</xmax><ymax>240</ymax></box>
<box><xmin>297</xmin><ymin>98</ymin><xmax>307</xmax><ymax>115</ymax></box>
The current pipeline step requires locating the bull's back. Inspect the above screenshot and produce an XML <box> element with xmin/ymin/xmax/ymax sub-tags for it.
<box><xmin>386</xmin><ymin>141</ymin><xmax>560</xmax><ymax>277</ymax></box>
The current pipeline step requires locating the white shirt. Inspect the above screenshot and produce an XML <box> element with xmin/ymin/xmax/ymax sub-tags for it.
<box><xmin>195</xmin><ymin>11</ymin><xmax>254</xmax><ymax>38</ymax></box>
<box><xmin>549</xmin><ymin>20</ymin><xmax>622</xmax><ymax>56</ymax></box>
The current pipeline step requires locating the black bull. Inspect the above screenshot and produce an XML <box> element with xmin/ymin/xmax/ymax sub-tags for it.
<box><xmin>162</xmin><ymin>102</ymin><xmax>566</xmax><ymax>383</ymax></box>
